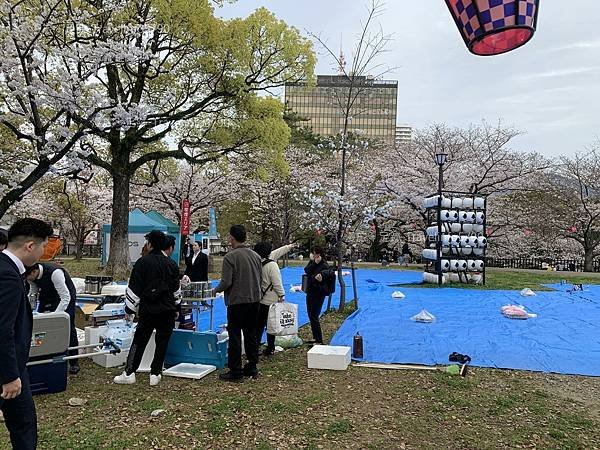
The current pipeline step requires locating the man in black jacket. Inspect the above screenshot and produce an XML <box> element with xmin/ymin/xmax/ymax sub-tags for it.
<box><xmin>0</xmin><ymin>218</ymin><xmax>53</xmax><ymax>450</ymax></box>
<box><xmin>114</xmin><ymin>230</ymin><xmax>180</xmax><ymax>387</ymax></box>
<box><xmin>25</xmin><ymin>262</ymin><xmax>80</xmax><ymax>374</ymax></box>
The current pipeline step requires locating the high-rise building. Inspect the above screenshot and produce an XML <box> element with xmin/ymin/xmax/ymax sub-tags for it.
<box><xmin>395</xmin><ymin>124</ymin><xmax>412</xmax><ymax>146</ymax></box>
<box><xmin>285</xmin><ymin>75</ymin><xmax>398</xmax><ymax>143</ymax></box>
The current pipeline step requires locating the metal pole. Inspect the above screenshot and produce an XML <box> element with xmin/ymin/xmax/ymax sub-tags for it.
<box><xmin>436</xmin><ymin>163</ymin><xmax>444</xmax><ymax>286</ymax></box>
<box><xmin>351</xmin><ymin>261</ymin><xmax>358</xmax><ymax>309</ymax></box>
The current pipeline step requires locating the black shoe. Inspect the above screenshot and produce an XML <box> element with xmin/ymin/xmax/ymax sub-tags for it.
<box><xmin>262</xmin><ymin>348</ymin><xmax>275</xmax><ymax>357</ymax></box>
<box><xmin>219</xmin><ymin>371</ymin><xmax>244</xmax><ymax>383</ymax></box>
<box><xmin>242</xmin><ymin>366</ymin><xmax>259</xmax><ymax>379</ymax></box>
<box><xmin>69</xmin><ymin>364</ymin><xmax>81</xmax><ymax>375</ymax></box>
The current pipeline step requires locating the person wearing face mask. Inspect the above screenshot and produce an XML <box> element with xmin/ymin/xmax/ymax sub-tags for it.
<box><xmin>0</xmin><ymin>218</ymin><xmax>53</xmax><ymax>450</ymax></box>
<box><xmin>303</xmin><ymin>246</ymin><xmax>335</xmax><ymax>345</ymax></box>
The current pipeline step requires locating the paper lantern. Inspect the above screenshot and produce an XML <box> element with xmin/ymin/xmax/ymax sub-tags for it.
<box><xmin>445</xmin><ymin>0</ymin><xmax>539</xmax><ymax>56</ymax></box>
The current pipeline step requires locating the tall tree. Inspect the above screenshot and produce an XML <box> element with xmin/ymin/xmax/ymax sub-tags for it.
<box><xmin>514</xmin><ymin>148</ymin><xmax>600</xmax><ymax>271</ymax></box>
<box><xmin>66</xmin><ymin>2</ymin><xmax>315</xmax><ymax>276</ymax></box>
<box><xmin>0</xmin><ymin>0</ymin><xmax>110</xmax><ymax>218</ymax></box>
<box><xmin>309</xmin><ymin>0</ymin><xmax>393</xmax><ymax>311</ymax></box>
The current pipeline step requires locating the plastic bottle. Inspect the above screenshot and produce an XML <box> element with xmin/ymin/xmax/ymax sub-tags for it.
<box><xmin>352</xmin><ymin>332</ymin><xmax>364</xmax><ymax>359</ymax></box>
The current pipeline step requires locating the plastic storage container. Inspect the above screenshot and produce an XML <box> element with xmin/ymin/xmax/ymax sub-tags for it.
<box><xmin>28</xmin><ymin>312</ymin><xmax>70</xmax><ymax>395</ymax></box>
<box><xmin>164</xmin><ymin>330</ymin><xmax>228</xmax><ymax>369</ymax></box>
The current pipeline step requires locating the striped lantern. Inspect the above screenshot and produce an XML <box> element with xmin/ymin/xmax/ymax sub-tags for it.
<box><xmin>445</xmin><ymin>0</ymin><xmax>539</xmax><ymax>56</ymax></box>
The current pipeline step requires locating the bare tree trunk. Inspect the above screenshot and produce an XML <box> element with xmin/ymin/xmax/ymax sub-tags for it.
<box><xmin>584</xmin><ymin>248</ymin><xmax>594</xmax><ymax>272</ymax></box>
<box><xmin>105</xmin><ymin>171</ymin><xmax>132</xmax><ymax>279</ymax></box>
<box><xmin>75</xmin><ymin>240</ymin><xmax>84</xmax><ymax>260</ymax></box>
<box><xmin>336</xmin><ymin>220</ymin><xmax>347</xmax><ymax>311</ymax></box>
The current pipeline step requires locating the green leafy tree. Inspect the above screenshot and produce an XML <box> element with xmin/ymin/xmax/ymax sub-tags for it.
<box><xmin>67</xmin><ymin>2</ymin><xmax>315</xmax><ymax>276</ymax></box>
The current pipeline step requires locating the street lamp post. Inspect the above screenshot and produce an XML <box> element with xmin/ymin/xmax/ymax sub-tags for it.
<box><xmin>435</xmin><ymin>151</ymin><xmax>448</xmax><ymax>286</ymax></box>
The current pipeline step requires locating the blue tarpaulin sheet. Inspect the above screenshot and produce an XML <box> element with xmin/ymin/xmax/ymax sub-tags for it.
<box><xmin>330</xmin><ymin>276</ymin><xmax>600</xmax><ymax>376</ymax></box>
<box><xmin>195</xmin><ymin>266</ymin><xmax>422</xmax><ymax>333</ymax></box>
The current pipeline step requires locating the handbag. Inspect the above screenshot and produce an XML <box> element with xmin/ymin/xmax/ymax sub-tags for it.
<box><xmin>267</xmin><ymin>302</ymin><xmax>298</xmax><ymax>336</ymax></box>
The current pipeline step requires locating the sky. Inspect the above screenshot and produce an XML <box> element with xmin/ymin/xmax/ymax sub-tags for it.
<box><xmin>216</xmin><ymin>1</ymin><xmax>600</xmax><ymax>157</ymax></box>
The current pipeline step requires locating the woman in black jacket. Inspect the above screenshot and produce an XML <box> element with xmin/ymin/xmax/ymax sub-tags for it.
<box><xmin>304</xmin><ymin>246</ymin><xmax>335</xmax><ymax>344</ymax></box>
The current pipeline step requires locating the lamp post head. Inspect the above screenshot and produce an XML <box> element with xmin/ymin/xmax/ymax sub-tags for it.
<box><xmin>435</xmin><ymin>152</ymin><xmax>448</xmax><ymax>166</ymax></box>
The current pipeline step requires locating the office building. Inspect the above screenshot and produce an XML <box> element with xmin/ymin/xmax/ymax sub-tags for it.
<box><xmin>285</xmin><ymin>75</ymin><xmax>398</xmax><ymax>143</ymax></box>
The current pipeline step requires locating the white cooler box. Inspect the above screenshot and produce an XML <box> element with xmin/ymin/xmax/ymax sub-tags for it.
<box><xmin>307</xmin><ymin>345</ymin><xmax>351</xmax><ymax>371</ymax></box>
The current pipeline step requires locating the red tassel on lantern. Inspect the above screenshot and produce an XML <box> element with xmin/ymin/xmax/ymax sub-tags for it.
<box><xmin>445</xmin><ymin>0</ymin><xmax>540</xmax><ymax>56</ymax></box>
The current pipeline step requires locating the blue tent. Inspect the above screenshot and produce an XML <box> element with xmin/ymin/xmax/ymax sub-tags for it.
<box><xmin>102</xmin><ymin>208</ymin><xmax>168</xmax><ymax>265</ymax></box>
<box><xmin>145</xmin><ymin>210</ymin><xmax>181</xmax><ymax>264</ymax></box>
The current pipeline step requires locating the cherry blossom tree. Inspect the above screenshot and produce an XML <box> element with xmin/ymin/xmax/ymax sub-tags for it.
<box><xmin>0</xmin><ymin>0</ymin><xmax>114</xmax><ymax>218</ymax></box>
<box><xmin>375</xmin><ymin>122</ymin><xmax>551</xmax><ymax>258</ymax></box>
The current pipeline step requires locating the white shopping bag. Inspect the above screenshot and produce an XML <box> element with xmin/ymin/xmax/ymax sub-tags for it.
<box><xmin>267</xmin><ymin>303</ymin><xmax>298</xmax><ymax>336</ymax></box>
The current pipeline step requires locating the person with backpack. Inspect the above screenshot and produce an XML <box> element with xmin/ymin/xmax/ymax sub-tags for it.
<box><xmin>254</xmin><ymin>242</ymin><xmax>287</xmax><ymax>357</ymax></box>
<box><xmin>113</xmin><ymin>230</ymin><xmax>181</xmax><ymax>387</ymax></box>
<box><xmin>303</xmin><ymin>246</ymin><xmax>335</xmax><ymax>345</ymax></box>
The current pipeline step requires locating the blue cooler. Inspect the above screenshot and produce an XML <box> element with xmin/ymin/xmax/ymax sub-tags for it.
<box><xmin>28</xmin><ymin>312</ymin><xmax>70</xmax><ymax>395</ymax></box>
<box><xmin>165</xmin><ymin>330</ymin><xmax>228</xmax><ymax>369</ymax></box>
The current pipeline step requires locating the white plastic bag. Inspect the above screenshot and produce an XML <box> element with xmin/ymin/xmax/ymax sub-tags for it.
<box><xmin>520</xmin><ymin>288</ymin><xmax>536</xmax><ymax>297</ymax></box>
<box><xmin>411</xmin><ymin>309</ymin><xmax>436</xmax><ymax>323</ymax></box>
<box><xmin>267</xmin><ymin>303</ymin><xmax>299</xmax><ymax>336</ymax></box>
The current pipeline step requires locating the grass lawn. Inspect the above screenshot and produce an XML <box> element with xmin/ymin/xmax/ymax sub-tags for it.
<box><xmin>4</xmin><ymin>259</ymin><xmax>597</xmax><ymax>449</ymax></box>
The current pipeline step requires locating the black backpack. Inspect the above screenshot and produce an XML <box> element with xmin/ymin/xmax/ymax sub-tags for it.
<box><xmin>261</xmin><ymin>259</ymin><xmax>275</xmax><ymax>297</ymax></box>
<box><xmin>325</xmin><ymin>270</ymin><xmax>336</xmax><ymax>295</ymax></box>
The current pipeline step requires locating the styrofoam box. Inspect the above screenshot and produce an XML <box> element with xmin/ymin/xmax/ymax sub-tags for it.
<box><xmin>163</xmin><ymin>363</ymin><xmax>216</xmax><ymax>380</ymax></box>
<box><xmin>92</xmin><ymin>351</ymin><xmax>129</xmax><ymax>368</ymax></box>
<box><xmin>85</xmin><ymin>325</ymin><xmax>154</xmax><ymax>369</ymax></box>
<box><xmin>307</xmin><ymin>345</ymin><xmax>351</xmax><ymax>371</ymax></box>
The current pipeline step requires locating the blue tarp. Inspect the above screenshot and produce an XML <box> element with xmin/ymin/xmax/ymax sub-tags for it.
<box><xmin>194</xmin><ymin>266</ymin><xmax>422</xmax><ymax>333</ymax></box>
<box><xmin>330</xmin><ymin>277</ymin><xmax>600</xmax><ymax>377</ymax></box>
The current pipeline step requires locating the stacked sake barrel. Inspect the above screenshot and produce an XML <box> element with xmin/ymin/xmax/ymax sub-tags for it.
<box><xmin>422</xmin><ymin>194</ymin><xmax>487</xmax><ymax>285</ymax></box>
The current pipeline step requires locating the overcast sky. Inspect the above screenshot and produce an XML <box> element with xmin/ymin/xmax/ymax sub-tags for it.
<box><xmin>217</xmin><ymin>1</ymin><xmax>600</xmax><ymax>157</ymax></box>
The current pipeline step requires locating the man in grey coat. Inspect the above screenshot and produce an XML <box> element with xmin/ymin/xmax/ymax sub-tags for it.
<box><xmin>214</xmin><ymin>225</ymin><xmax>262</xmax><ymax>382</ymax></box>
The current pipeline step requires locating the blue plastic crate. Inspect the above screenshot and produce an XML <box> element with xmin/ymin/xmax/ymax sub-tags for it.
<box><xmin>165</xmin><ymin>330</ymin><xmax>228</xmax><ymax>369</ymax></box>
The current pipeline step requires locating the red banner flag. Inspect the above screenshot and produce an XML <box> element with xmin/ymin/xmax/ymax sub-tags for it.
<box><xmin>181</xmin><ymin>199</ymin><xmax>191</xmax><ymax>235</ymax></box>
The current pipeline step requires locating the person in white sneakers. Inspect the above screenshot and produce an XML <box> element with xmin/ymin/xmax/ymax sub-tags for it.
<box><xmin>114</xmin><ymin>231</ymin><xmax>180</xmax><ymax>386</ymax></box>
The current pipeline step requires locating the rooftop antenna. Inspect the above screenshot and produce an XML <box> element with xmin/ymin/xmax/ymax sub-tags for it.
<box><xmin>338</xmin><ymin>33</ymin><xmax>346</xmax><ymax>75</ymax></box>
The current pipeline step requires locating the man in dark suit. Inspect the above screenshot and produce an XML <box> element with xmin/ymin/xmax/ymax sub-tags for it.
<box><xmin>0</xmin><ymin>218</ymin><xmax>53</xmax><ymax>450</ymax></box>
<box><xmin>183</xmin><ymin>241</ymin><xmax>208</xmax><ymax>283</ymax></box>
